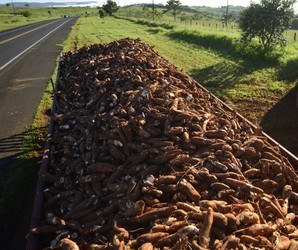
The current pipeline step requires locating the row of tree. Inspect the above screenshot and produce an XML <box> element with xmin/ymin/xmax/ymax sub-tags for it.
<box><xmin>98</xmin><ymin>0</ymin><xmax>183</xmax><ymax>20</ymax></box>
<box><xmin>99</xmin><ymin>0</ymin><xmax>297</xmax><ymax>55</ymax></box>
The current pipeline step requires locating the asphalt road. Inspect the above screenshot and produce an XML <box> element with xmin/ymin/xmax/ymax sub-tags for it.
<box><xmin>0</xmin><ymin>17</ymin><xmax>77</xmax><ymax>163</ymax></box>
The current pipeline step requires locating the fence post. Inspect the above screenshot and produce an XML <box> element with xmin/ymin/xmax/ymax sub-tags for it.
<box><xmin>294</xmin><ymin>32</ymin><xmax>297</xmax><ymax>41</ymax></box>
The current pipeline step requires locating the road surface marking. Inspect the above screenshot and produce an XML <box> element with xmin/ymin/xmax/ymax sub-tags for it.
<box><xmin>0</xmin><ymin>19</ymin><xmax>61</xmax><ymax>45</ymax></box>
<box><xmin>0</xmin><ymin>20</ymin><xmax>58</xmax><ymax>36</ymax></box>
<box><xmin>0</xmin><ymin>18</ymin><xmax>73</xmax><ymax>71</ymax></box>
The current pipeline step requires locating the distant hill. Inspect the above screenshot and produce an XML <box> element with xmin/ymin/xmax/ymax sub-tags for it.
<box><xmin>121</xmin><ymin>4</ymin><xmax>245</xmax><ymax>20</ymax></box>
<box><xmin>0</xmin><ymin>1</ymin><xmax>98</xmax><ymax>7</ymax></box>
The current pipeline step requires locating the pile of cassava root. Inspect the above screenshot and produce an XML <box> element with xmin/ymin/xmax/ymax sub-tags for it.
<box><xmin>33</xmin><ymin>38</ymin><xmax>298</xmax><ymax>250</ymax></box>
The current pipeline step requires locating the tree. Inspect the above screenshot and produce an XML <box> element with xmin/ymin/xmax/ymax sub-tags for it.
<box><xmin>22</xmin><ymin>10</ymin><xmax>31</xmax><ymax>17</ymax></box>
<box><xmin>98</xmin><ymin>8</ymin><xmax>107</xmax><ymax>19</ymax></box>
<box><xmin>239</xmin><ymin>0</ymin><xmax>295</xmax><ymax>53</ymax></box>
<box><xmin>142</xmin><ymin>4</ymin><xmax>150</xmax><ymax>17</ymax></box>
<box><xmin>102</xmin><ymin>0</ymin><xmax>118</xmax><ymax>16</ymax></box>
<box><xmin>47</xmin><ymin>10</ymin><xmax>52</xmax><ymax>17</ymax></box>
<box><xmin>142</xmin><ymin>4</ymin><xmax>162</xmax><ymax>21</ymax></box>
<box><xmin>292</xmin><ymin>18</ymin><xmax>298</xmax><ymax>29</ymax></box>
<box><xmin>164</xmin><ymin>0</ymin><xmax>183</xmax><ymax>21</ymax></box>
<box><xmin>221</xmin><ymin>13</ymin><xmax>233</xmax><ymax>26</ymax></box>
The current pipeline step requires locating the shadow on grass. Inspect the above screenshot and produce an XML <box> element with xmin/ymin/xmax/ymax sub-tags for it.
<box><xmin>260</xmin><ymin>86</ymin><xmax>298</xmax><ymax>158</ymax></box>
<box><xmin>114</xmin><ymin>15</ymin><xmax>174</xmax><ymax>30</ymax></box>
<box><xmin>189</xmin><ymin>61</ymin><xmax>247</xmax><ymax>98</ymax></box>
<box><xmin>166</xmin><ymin>30</ymin><xmax>280</xmax><ymax>71</ymax></box>
<box><xmin>146</xmin><ymin>28</ymin><xmax>164</xmax><ymax>34</ymax></box>
<box><xmin>0</xmin><ymin>153</ymin><xmax>38</xmax><ymax>250</ymax></box>
<box><xmin>278</xmin><ymin>56</ymin><xmax>298</xmax><ymax>81</ymax></box>
<box><xmin>0</xmin><ymin>133</ymin><xmax>26</xmax><ymax>159</ymax></box>
<box><xmin>0</xmin><ymin>128</ymin><xmax>46</xmax><ymax>250</ymax></box>
<box><xmin>168</xmin><ymin>30</ymin><xmax>238</xmax><ymax>58</ymax></box>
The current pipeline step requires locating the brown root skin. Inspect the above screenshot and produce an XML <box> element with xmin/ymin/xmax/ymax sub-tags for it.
<box><xmin>275</xmin><ymin>236</ymin><xmax>291</xmax><ymax>250</ymax></box>
<box><xmin>151</xmin><ymin>224</ymin><xmax>170</xmax><ymax>233</ymax></box>
<box><xmin>138</xmin><ymin>242</ymin><xmax>154</xmax><ymax>250</ymax></box>
<box><xmin>240</xmin><ymin>235</ymin><xmax>258</xmax><ymax>244</ymax></box>
<box><xmin>205</xmin><ymin>129</ymin><xmax>228</xmax><ymax>139</ymax></box>
<box><xmin>125</xmin><ymin>200</ymin><xmax>145</xmax><ymax>217</ymax></box>
<box><xmin>178</xmin><ymin>179</ymin><xmax>201</xmax><ymax>202</ymax></box>
<box><xmin>136</xmin><ymin>232</ymin><xmax>169</xmax><ymax>245</ymax></box>
<box><xmin>59</xmin><ymin>238</ymin><xmax>80</xmax><ymax>250</ymax></box>
<box><xmin>190</xmin><ymin>137</ymin><xmax>214</xmax><ymax>146</ymax></box>
<box><xmin>222</xmin><ymin>177</ymin><xmax>264</xmax><ymax>195</ymax></box>
<box><xmin>288</xmin><ymin>229</ymin><xmax>298</xmax><ymax>238</ymax></box>
<box><xmin>236</xmin><ymin>211</ymin><xmax>260</xmax><ymax>226</ymax></box>
<box><xmin>86</xmin><ymin>244</ymin><xmax>109</xmax><ymax>250</ymax></box>
<box><xmin>176</xmin><ymin>202</ymin><xmax>201</xmax><ymax>213</ymax></box>
<box><xmin>289</xmin><ymin>239</ymin><xmax>298</xmax><ymax>250</ymax></box>
<box><xmin>237</xmin><ymin>224</ymin><xmax>277</xmax><ymax>237</ymax></box>
<box><xmin>155</xmin><ymin>175</ymin><xmax>179</xmax><ymax>185</ymax></box>
<box><xmin>199</xmin><ymin>200</ymin><xmax>227</xmax><ymax>212</ymax></box>
<box><xmin>113</xmin><ymin>224</ymin><xmax>129</xmax><ymax>241</ymax></box>
<box><xmin>120</xmin><ymin>206</ymin><xmax>177</xmax><ymax>225</ymax></box>
<box><xmin>259</xmin><ymin>197</ymin><xmax>285</xmax><ymax>219</ymax></box>
<box><xmin>155</xmin><ymin>225</ymin><xmax>199</xmax><ymax>247</ymax></box>
<box><xmin>87</xmin><ymin>162</ymin><xmax>116</xmax><ymax>173</ymax></box>
<box><xmin>220</xmin><ymin>235</ymin><xmax>240</xmax><ymax>250</ymax></box>
<box><xmin>199</xmin><ymin>207</ymin><xmax>214</xmax><ymax>248</ymax></box>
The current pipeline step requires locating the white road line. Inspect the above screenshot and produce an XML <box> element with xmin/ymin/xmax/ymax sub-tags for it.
<box><xmin>0</xmin><ymin>19</ymin><xmax>61</xmax><ymax>36</ymax></box>
<box><xmin>0</xmin><ymin>18</ymin><xmax>73</xmax><ymax>71</ymax></box>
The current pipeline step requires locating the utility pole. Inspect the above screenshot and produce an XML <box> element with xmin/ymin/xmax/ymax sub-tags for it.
<box><xmin>225</xmin><ymin>0</ymin><xmax>229</xmax><ymax>26</ymax></box>
<box><xmin>152</xmin><ymin>0</ymin><xmax>155</xmax><ymax>21</ymax></box>
<box><xmin>11</xmin><ymin>0</ymin><xmax>16</xmax><ymax>15</ymax></box>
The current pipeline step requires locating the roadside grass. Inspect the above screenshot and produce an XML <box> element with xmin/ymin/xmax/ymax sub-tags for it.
<box><xmin>0</xmin><ymin>6</ymin><xmax>92</xmax><ymax>31</ymax></box>
<box><xmin>279</xmin><ymin>56</ymin><xmax>298</xmax><ymax>81</ymax></box>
